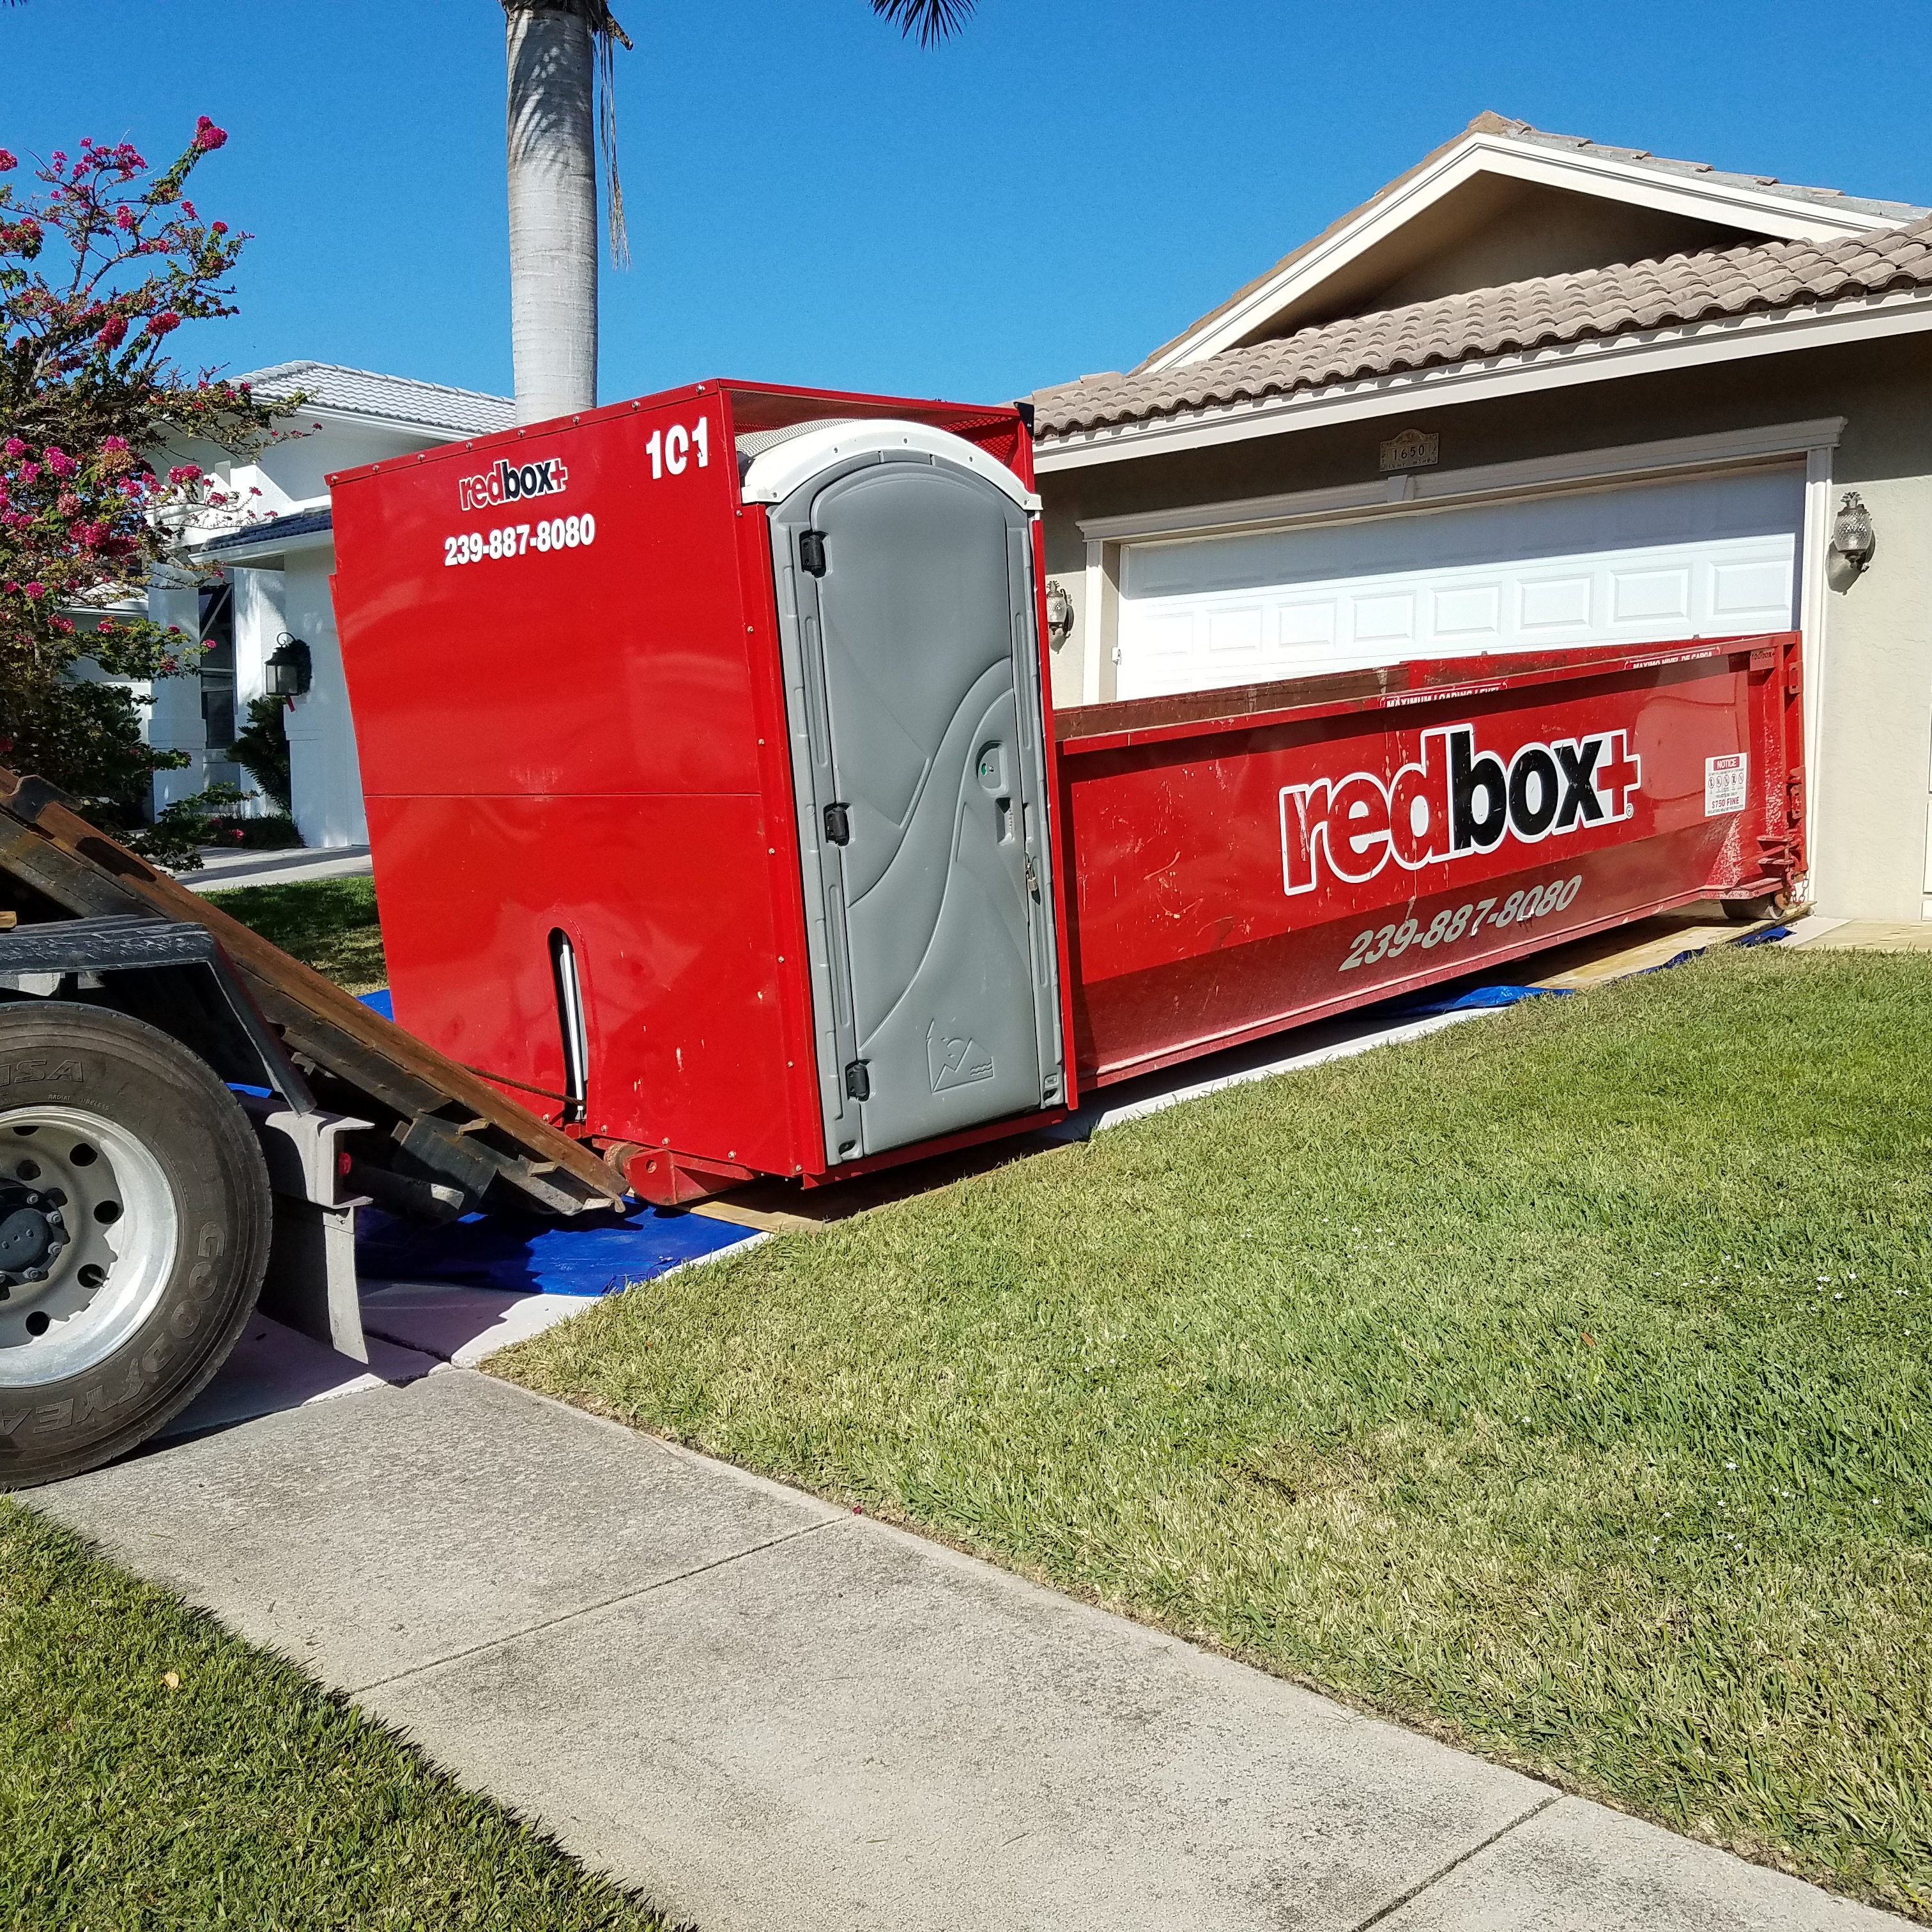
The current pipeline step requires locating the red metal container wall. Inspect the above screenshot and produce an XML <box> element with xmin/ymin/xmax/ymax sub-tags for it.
<box><xmin>1057</xmin><ymin>635</ymin><xmax>1802</xmax><ymax>1087</ymax></box>
<box><xmin>329</xmin><ymin>378</ymin><xmax>1050</xmax><ymax>1189</ymax></box>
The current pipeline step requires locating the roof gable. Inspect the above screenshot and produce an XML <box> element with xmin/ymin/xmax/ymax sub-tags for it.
<box><xmin>1142</xmin><ymin>113</ymin><xmax>1926</xmax><ymax>372</ymax></box>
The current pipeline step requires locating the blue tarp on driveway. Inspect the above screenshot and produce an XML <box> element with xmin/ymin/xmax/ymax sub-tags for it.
<box><xmin>349</xmin><ymin>987</ymin><xmax>758</xmax><ymax>1296</ymax></box>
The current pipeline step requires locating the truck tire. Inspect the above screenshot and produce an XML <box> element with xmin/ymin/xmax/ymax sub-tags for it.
<box><xmin>0</xmin><ymin>1002</ymin><xmax>272</xmax><ymax>1489</ymax></box>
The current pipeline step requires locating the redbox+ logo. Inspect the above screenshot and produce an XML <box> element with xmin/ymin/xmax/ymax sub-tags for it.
<box><xmin>1280</xmin><ymin>723</ymin><xmax>1641</xmax><ymax>895</ymax></box>
<box><xmin>457</xmin><ymin>457</ymin><xmax>569</xmax><ymax>513</ymax></box>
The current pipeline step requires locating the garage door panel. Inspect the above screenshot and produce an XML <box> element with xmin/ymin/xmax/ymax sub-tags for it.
<box><xmin>1519</xmin><ymin>573</ymin><xmax>1594</xmax><ymax>634</ymax></box>
<box><xmin>1432</xmin><ymin>584</ymin><xmax>1501</xmax><ymax>642</ymax></box>
<box><xmin>1610</xmin><ymin>567</ymin><xmax>1690</xmax><ymax>625</ymax></box>
<box><xmin>1116</xmin><ymin>467</ymin><xmax>1803</xmax><ymax>702</ymax></box>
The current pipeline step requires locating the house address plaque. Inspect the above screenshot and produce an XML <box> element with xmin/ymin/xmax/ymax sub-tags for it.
<box><xmin>1379</xmin><ymin>428</ymin><xmax>1439</xmax><ymax>473</ymax></box>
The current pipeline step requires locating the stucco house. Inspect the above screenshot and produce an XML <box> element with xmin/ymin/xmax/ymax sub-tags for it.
<box><xmin>1031</xmin><ymin>113</ymin><xmax>1932</xmax><ymax>923</ymax></box>
<box><xmin>159</xmin><ymin>362</ymin><xmax>514</xmax><ymax>847</ymax></box>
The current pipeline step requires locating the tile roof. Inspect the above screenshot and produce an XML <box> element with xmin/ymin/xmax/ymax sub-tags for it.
<box><xmin>1034</xmin><ymin>215</ymin><xmax>1932</xmax><ymax>440</ymax></box>
<box><xmin>235</xmin><ymin>362</ymin><xmax>515</xmax><ymax>437</ymax></box>
<box><xmin>1492</xmin><ymin>116</ymin><xmax>1927</xmax><ymax>228</ymax></box>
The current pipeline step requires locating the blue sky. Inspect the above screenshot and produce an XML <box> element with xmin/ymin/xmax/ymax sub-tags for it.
<box><xmin>5</xmin><ymin>1</ymin><xmax>1931</xmax><ymax>408</ymax></box>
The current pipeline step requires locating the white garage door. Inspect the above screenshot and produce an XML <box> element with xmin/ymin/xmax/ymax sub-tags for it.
<box><xmin>1116</xmin><ymin>466</ymin><xmax>1804</xmax><ymax>701</ymax></box>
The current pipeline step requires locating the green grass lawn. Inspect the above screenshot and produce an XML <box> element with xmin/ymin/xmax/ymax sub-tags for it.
<box><xmin>0</xmin><ymin>1499</ymin><xmax>678</xmax><ymax>1931</ymax></box>
<box><xmin>496</xmin><ymin>945</ymin><xmax>1932</xmax><ymax>1919</ymax></box>
<box><xmin>205</xmin><ymin>876</ymin><xmax>387</xmax><ymax>993</ymax></box>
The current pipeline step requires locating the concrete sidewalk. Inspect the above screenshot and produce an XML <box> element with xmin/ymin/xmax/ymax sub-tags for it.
<box><xmin>179</xmin><ymin>843</ymin><xmax>373</xmax><ymax>893</ymax></box>
<box><xmin>33</xmin><ymin>1368</ymin><xmax>1900</xmax><ymax>1932</ymax></box>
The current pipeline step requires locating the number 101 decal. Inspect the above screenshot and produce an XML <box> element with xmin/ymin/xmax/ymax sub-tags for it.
<box><xmin>647</xmin><ymin>417</ymin><xmax>710</xmax><ymax>479</ymax></box>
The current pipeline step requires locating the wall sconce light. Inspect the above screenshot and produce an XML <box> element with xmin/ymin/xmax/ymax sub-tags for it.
<box><xmin>1830</xmin><ymin>491</ymin><xmax>1875</xmax><ymax>574</ymax></box>
<box><xmin>264</xmin><ymin>632</ymin><xmax>312</xmax><ymax>698</ymax></box>
<box><xmin>1043</xmin><ymin>579</ymin><xmax>1074</xmax><ymax>647</ymax></box>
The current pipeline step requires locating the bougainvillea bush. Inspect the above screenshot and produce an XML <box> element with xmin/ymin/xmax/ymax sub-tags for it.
<box><xmin>0</xmin><ymin>118</ymin><xmax>300</xmax><ymax>813</ymax></box>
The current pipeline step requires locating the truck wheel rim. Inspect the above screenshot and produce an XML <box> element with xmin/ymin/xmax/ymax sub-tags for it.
<box><xmin>0</xmin><ymin>1106</ymin><xmax>181</xmax><ymax>1388</ymax></box>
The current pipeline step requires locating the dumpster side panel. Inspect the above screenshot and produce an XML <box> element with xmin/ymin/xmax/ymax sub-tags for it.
<box><xmin>1059</xmin><ymin>636</ymin><xmax>1802</xmax><ymax>1085</ymax></box>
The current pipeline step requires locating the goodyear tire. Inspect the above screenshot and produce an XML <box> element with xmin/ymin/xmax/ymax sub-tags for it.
<box><xmin>0</xmin><ymin>1002</ymin><xmax>270</xmax><ymax>1489</ymax></box>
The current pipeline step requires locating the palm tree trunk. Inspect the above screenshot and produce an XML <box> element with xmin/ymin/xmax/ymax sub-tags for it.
<box><xmin>505</xmin><ymin>1</ymin><xmax>598</xmax><ymax>423</ymax></box>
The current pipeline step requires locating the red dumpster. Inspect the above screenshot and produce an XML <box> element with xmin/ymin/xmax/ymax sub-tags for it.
<box><xmin>328</xmin><ymin>379</ymin><xmax>1803</xmax><ymax>1206</ymax></box>
<box><xmin>1059</xmin><ymin>637</ymin><xmax>1803</xmax><ymax>1086</ymax></box>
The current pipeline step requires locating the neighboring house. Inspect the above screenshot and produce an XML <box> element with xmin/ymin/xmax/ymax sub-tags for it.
<box><xmin>1031</xmin><ymin>113</ymin><xmax>1932</xmax><ymax>923</ymax></box>
<box><xmin>156</xmin><ymin>362</ymin><xmax>514</xmax><ymax>846</ymax></box>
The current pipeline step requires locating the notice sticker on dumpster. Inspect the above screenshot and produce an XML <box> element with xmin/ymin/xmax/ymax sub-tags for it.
<box><xmin>1705</xmin><ymin>753</ymin><xmax>1747</xmax><ymax>816</ymax></box>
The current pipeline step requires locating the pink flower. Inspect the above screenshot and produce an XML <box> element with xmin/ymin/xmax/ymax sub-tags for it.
<box><xmin>207</xmin><ymin>491</ymin><xmax>227</xmax><ymax>505</ymax></box>
<box><xmin>102</xmin><ymin>435</ymin><xmax>129</xmax><ymax>452</ymax></box>
<box><xmin>43</xmin><ymin>447</ymin><xmax>77</xmax><ymax>477</ymax></box>
<box><xmin>19</xmin><ymin>462</ymin><xmax>39</xmax><ymax>483</ymax></box>
<box><xmin>211</xmin><ymin>221</ymin><xmax>228</xmax><ymax>235</ymax></box>
<box><xmin>0</xmin><ymin>150</ymin><xmax>15</xmax><ymax>171</ymax></box>
<box><xmin>1</xmin><ymin>439</ymin><xmax>22</xmax><ymax>458</ymax></box>
<box><xmin>22</xmin><ymin>581</ymin><xmax>45</xmax><ymax>599</ymax></box>
<box><xmin>96</xmin><ymin>316</ymin><xmax>128</xmax><ymax>349</ymax></box>
<box><xmin>167</xmin><ymin>463</ymin><xmax>201</xmax><ymax>485</ymax></box>
<box><xmin>194</xmin><ymin>116</ymin><xmax>227</xmax><ymax>152</ymax></box>
<box><xmin>181</xmin><ymin>199</ymin><xmax>196</xmax><ymax>219</ymax></box>
<box><xmin>114</xmin><ymin>206</ymin><xmax>135</xmax><ymax>231</ymax></box>
<box><xmin>56</xmin><ymin>491</ymin><xmax>79</xmax><ymax>517</ymax></box>
<box><xmin>145</xmin><ymin>310</ymin><xmax>181</xmax><ymax>337</ymax></box>
<box><xmin>50</xmin><ymin>615</ymin><xmax>74</xmax><ymax>636</ymax></box>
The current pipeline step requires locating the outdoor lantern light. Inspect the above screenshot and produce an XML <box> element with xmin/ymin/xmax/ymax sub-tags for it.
<box><xmin>264</xmin><ymin>632</ymin><xmax>312</xmax><ymax>698</ymax></box>
<box><xmin>1043</xmin><ymin>579</ymin><xmax>1074</xmax><ymax>647</ymax></box>
<box><xmin>1831</xmin><ymin>491</ymin><xmax>1876</xmax><ymax>574</ymax></box>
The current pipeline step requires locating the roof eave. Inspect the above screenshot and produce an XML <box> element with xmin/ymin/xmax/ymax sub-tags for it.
<box><xmin>194</xmin><ymin>526</ymin><xmax>335</xmax><ymax>568</ymax></box>
<box><xmin>1038</xmin><ymin>285</ymin><xmax>1932</xmax><ymax>473</ymax></box>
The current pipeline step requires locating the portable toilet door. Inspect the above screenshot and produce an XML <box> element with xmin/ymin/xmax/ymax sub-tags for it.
<box><xmin>742</xmin><ymin>421</ymin><xmax>1066</xmax><ymax>1164</ymax></box>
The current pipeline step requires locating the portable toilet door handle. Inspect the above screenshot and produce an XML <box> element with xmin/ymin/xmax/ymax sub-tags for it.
<box><xmin>824</xmin><ymin>802</ymin><xmax>852</xmax><ymax>846</ymax></box>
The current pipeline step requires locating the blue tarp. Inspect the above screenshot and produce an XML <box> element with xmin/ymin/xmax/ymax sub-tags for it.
<box><xmin>348</xmin><ymin>985</ymin><xmax>756</xmax><ymax>1295</ymax></box>
<box><xmin>1389</xmin><ymin>983</ymin><xmax>1573</xmax><ymax>1018</ymax></box>
<box><xmin>354</xmin><ymin>1200</ymin><xmax>755</xmax><ymax>1297</ymax></box>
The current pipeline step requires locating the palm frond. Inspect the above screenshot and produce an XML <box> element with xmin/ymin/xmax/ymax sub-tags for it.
<box><xmin>870</xmin><ymin>0</ymin><xmax>976</xmax><ymax>47</ymax></box>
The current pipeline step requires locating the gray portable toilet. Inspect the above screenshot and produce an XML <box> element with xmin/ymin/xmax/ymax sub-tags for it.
<box><xmin>740</xmin><ymin>422</ymin><xmax>1066</xmax><ymax>1163</ymax></box>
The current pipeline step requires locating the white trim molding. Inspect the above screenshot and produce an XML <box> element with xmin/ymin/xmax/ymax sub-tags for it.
<box><xmin>1038</xmin><ymin>291</ymin><xmax>1932</xmax><ymax>477</ymax></box>
<box><xmin>1075</xmin><ymin>418</ymin><xmax>1844</xmax><ymax>547</ymax></box>
<box><xmin>1799</xmin><ymin>443</ymin><xmax>1836</xmax><ymax>892</ymax></box>
<box><xmin>1150</xmin><ymin>128</ymin><xmax>1910</xmax><ymax>372</ymax></box>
